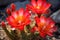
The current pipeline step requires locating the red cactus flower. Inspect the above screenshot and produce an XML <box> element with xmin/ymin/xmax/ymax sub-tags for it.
<box><xmin>26</xmin><ymin>0</ymin><xmax>51</xmax><ymax>14</ymax></box>
<box><xmin>35</xmin><ymin>16</ymin><xmax>47</xmax><ymax>31</ymax></box>
<box><xmin>6</xmin><ymin>3</ymin><xmax>16</xmax><ymax>15</ymax></box>
<box><xmin>6</xmin><ymin>8</ymin><xmax>31</xmax><ymax>31</ymax></box>
<box><xmin>10</xmin><ymin>3</ymin><xmax>16</xmax><ymax>11</ymax></box>
<box><xmin>6</xmin><ymin>8</ymin><xmax>11</xmax><ymax>15</ymax></box>
<box><xmin>1</xmin><ymin>21</ymin><xmax>5</xmax><ymax>27</ymax></box>
<box><xmin>35</xmin><ymin>16</ymin><xmax>57</xmax><ymax>38</ymax></box>
<box><xmin>30</xmin><ymin>26</ymin><xmax>38</xmax><ymax>33</ymax></box>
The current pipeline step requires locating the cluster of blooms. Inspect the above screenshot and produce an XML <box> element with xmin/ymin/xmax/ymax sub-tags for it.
<box><xmin>6</xmin><ymin>0</ymin><xmax>57</xmax><ymax>38</ymax></box>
